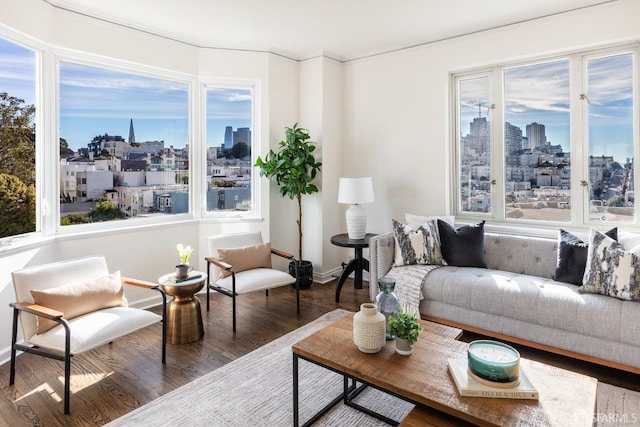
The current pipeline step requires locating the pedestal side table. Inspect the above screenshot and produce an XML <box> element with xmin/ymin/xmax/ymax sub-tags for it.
<box><xmin>330</xmin><ymin>233</ymin><xmax>376</xmax><ymax>303</ymax></box>
<box><xmin>158</xmin><ymin>271</ymin><xmax>207</xmax><ymax>344</ymax></box>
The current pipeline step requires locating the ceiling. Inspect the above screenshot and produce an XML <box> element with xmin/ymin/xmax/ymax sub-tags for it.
<box><xmin>47</xmin><ymin>0</ymin><xmax>615</xmax><ymax>61</ymax></box>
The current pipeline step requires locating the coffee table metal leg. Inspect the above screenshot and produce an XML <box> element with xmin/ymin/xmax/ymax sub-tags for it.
<box><xmin>293</xmin><ymin>353</ymin><xmax>299</xmax><ymax>427</ymax></box>
<box><xmin>293</xmin><ymin>353</ymin><xmax>405</xmax><ymax>426</ymax></box>
<box><xmin>294</xmin><ymin>354</ymin><xmax>352</xmax><ymax>427</ymax></box>
<box><xmin>343</xmin><ymin>378</ymin><xmax>399</xmax><ymax>426</ymax></box>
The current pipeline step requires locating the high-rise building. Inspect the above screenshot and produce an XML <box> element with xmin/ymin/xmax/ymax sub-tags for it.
<box><xmin>505</xmin><ymin>122</ymin><xmax>523</xmax><ymax>166</ymax></box>
<box><xmin>526</xmin><ymin>122</ymin><xmax>546</xmax><ymax>149</ymax></box>
<box><xmin>233</xmin><ymin>127</ymin><xmax>251</xmax><ymax>146</ymax></box>
<box><xmin>224</xmin><ymin>126</ymin><xmax>233</xmax><ymax>148</ymax></box>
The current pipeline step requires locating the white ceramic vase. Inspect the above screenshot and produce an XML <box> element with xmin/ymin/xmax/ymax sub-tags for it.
<box><xmin>353</xmin><ymin>303</ymin><xmax>386</xmax><ymax>353</ymax></box>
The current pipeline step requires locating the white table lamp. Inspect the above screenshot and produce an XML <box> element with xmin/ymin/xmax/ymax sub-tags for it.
<box><xmin>338</xmin><ymin>177</ymin><xmax>374</xmax><ymax>239</ymax></box>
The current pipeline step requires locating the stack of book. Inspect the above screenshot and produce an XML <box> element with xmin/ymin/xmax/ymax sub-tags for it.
<box><xmin>447</xmin><ymin>358</ymin><xmax>538</xmax><ymax>400</ymax></box>
<box><xmin>167</xmin><ymin>272</ymin><xmax>203</xmax><ymax>283</ymax></box>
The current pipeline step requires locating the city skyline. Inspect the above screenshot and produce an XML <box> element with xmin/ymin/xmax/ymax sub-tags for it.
<box><xmin>459</xmin><ymin>54</ymin><xmax>634</xmax><ymax>163</ymax></box>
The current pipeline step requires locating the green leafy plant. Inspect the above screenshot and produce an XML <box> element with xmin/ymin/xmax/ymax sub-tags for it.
<box><xmin>254</xmin><ymin>123</ymin><xmax>322</xmax><ymax>261</ymax></box>
<box><xmin>388</xmin><ymin>309</ymin><xmax>423</xmax><ymax>346</ymax></box>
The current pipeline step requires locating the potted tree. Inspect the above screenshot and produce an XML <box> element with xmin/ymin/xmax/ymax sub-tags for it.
<box><xmin>254</xmin><ymin>123</ymin><xmax>322</xmax><ymax>289</ymax></box>
<box><xmin>388</xmin><ymin>309</ymin><xmax>423</xmax><ymax>355</ymax></box>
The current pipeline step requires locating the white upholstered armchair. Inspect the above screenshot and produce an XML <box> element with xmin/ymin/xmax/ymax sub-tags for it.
<box><xmin>205</xmin><ymin>231</ymin><xmax>299</xmax><ymax>332</ymax></box>
<box><xmin>9</xmin><ymin>255</ymin><xmax>167</xmax><ymax>414</ymax></box>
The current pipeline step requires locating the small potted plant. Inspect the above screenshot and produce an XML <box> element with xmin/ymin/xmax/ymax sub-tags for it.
<box><xmin>175</xmin><ymin>243</ymin><xmax>194</xmax><ymax>278</ymax></box>
<box><xmin>388</xmin><ymin>309</ymin><xmax>423</xmax><ymax>355</ymax></box>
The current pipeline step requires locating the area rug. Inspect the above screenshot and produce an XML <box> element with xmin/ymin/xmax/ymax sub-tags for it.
<box><xmin>107</xmin><ymin>309</ymin><xmax>640</xmax><ymax>426</ymax></box>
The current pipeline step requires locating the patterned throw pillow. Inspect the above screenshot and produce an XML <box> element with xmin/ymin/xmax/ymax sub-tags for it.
<box><xmin>580</xmin><ymin>228</ymin><xmax>640</xmax><ymax>302</ymax></box>
<box><xmin>392</xmin><ymin>219</ymin><xmax>445</xmax><ymax>266</ymax></box>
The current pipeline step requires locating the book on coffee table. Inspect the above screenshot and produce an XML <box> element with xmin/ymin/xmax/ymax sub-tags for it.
<box><xmin>447</xmin><ymin>358</ymin><xmax>538</xmax><ymax>400</ymax></box>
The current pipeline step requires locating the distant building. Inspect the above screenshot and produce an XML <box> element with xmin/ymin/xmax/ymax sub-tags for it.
<box><xmin>526</xmin><ymin>122</ymin><xmax>547</xmax><ymax>150</ymax></box>
<box><xmin>224</xmin><ymin>126</ymin><xmax>233</xmax><ymax>148</ymax></box>
<box><xmin>233</xmin><ymin>127</ymin><xmax>251</xmax><ymax>145</ymax></box>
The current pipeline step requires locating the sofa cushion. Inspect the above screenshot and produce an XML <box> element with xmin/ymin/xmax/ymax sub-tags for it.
<box><xmin>553</xmin><ymin>228</ymin><xmax>617</xmax><ymax>285</ymax></box>
<box><xmin>392</xmin><ymin>219</ymin><xmax>445</xmax><ymax>266</ymax></box>
<box><xmin>421</xmin><ymin>266</ymin><xmax>640</xmax><ymax>348</ymax></box>
<box><xmin>217</xmin><ymin>242</ymin><xmax>272</xmax><ymax>278</ymax></box>
<box><xmin>437</xmin><ymin>220</ymin><xmax>486</xmax><ymax>268</ymax></box>
<box><xmin>580</xmin><ymin>228</ymin><xmax>640</xmax><ymax>302</ymax></box>
<box><xmin>30</xmin><ymin>271</ymin><xmax>127</xmax><ymax>334</ymax></box>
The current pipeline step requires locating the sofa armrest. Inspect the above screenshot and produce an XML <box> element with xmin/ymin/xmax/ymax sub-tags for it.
<box><xmin>369</xmin><ymin>232</ymin><xmax>395</xmax><ymax>301</ymax></box>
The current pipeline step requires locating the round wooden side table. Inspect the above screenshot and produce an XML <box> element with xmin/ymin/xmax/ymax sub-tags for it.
<box><xmin>158</xmin><ymin>271</ymin><xmax>207</xmax><ymax>344</ymax></box>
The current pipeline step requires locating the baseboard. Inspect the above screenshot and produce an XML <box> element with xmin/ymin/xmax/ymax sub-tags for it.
<box><xmin>0</xmin><ymin>344</ymin><xmax>13</xmax><ymax>367</ymax></box>
<box><xmin>314</xmin><ymin>266</ymin><xmax>343</xmax><ymax>284</ymax></box>
<box><xmin>317</xmin><ymin>267</ymin><xmax>372</xmax><ymax>284</ymax></box>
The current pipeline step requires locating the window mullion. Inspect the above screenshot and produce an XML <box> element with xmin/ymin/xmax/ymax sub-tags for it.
<box><xmin>491</xmin><ymin>69</ymin><xmax>505</xmax><ymax>221</ymax></box>
<box><xmin>571</xmin><ymin>54</ymin><xmax>587</xmax><ymax>227</ymax></box>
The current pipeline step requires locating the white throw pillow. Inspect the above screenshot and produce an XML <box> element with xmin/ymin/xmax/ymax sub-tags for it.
<box><xmin>404</xmin><ymin>213</ymin><xmax>455</xmax><ymax>230</ymax></box>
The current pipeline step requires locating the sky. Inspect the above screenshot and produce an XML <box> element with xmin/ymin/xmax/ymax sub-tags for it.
<box><xmin>0</xmin><ymin>38</ymin><xmax>36</xmax><ymax>108</ymax></box>
<box><xmin>459</xmin><ymin>54</ymin><xmax>634</xmax><ymax>163</ymax></box>
<box><xmin>1</xmin><ymin>37</ymin><xmax>634</xmax><ymax>160</ymax></box>
<box><xmin>1</xmin><ymin>38</ymin><xmax>251</xmax><ymax>151</ymax></box>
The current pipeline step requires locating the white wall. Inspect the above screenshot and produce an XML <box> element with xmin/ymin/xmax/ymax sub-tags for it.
<box><xmin>342</xmin><ymin>0</ymin><xmax>640</xmax><ymax>236</ymax></box>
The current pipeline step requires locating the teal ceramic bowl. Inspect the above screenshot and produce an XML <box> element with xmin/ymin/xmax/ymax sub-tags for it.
<box><xmin>467</xmin><ymin>340</ymin><xmax>520</xmax><ymax>383</ymax></box>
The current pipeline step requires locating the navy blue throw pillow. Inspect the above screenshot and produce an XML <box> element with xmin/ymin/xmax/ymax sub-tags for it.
<box><xmin>553</xmin><ymin>228</ymin><xmax>617</xmax><ymax>285</ymax></box>
<box><xmin>437</xmin><ymin>220</ymin><xmax>486</xmax><ymax>268</ymax></box>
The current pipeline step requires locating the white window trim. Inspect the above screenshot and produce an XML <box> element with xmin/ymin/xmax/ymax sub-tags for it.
<box><xmin>451</xmin><ymin>42</ymin><xmax>640</xmax><ymax>234</ymax></box>
<box><xmin>200</xmin><ymin>78</ymin><xmax>261</xmax><ymax>221</ymax></box>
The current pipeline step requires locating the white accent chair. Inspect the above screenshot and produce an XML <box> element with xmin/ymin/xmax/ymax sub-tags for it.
<box><xmin>9</xmin><ymin>256</ymin><xmax>167</xmax><ymax>414</ymax></box>
<box><xmin>205</xmin><ymin>232</ymin><xmax>299</xmax><ymax>332</ymax></box>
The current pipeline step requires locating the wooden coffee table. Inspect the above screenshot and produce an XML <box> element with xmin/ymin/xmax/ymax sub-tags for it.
<box><xmin>292</xmin><ymin>314</ymin><xmax>597</xmax><ymax>426</ymax></box>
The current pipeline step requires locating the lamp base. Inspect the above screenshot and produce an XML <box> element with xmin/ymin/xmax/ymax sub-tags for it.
<box><xmin>346</xmin><ymin>204</ymin><xmax>367</xmax><ymax>240</ymax></box>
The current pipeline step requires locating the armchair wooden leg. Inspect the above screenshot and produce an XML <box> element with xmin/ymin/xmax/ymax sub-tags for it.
<box><xmin>158</xmin><ymin>288</ymin><xmax>168</xmax><ymax>364</ymax></box>
<box><xmin>9</xmin><ymin>306</ymin><xmax>18</xmax><ymax>386</ymax></box>
<box><xmin>295</xmin><ymin>259</ymin><xmax>300</xmax><ymax>314</ymax></box>
<box><xmin>64</xmin><ymin>354</ymin><xmax>71</xmax><ymax>414</ymax></box>
<box><xmin>62</xmin><ymin>320</ymin><xmax>72</xmax><ymax>414</ymax></box>
<box><xmin>296</xmin><ymin>280</ymin><xmax>300</xmax><ymax>314</ymax></box>
<box><xmin>206</xmin><ymin>261</ymin><xmax>211</xmax><ymax>311</ymax></box>
<box><xmin>231</xmin><ymin>272</ymin><xmax>237</xmax><ymax>333</ymax></box>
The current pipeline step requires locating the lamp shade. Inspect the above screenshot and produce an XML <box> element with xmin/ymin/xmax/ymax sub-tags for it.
<box><xmin>338</xmin><ymin>177</ymin><xmax>374</xmax><ymax>204</ymax></box>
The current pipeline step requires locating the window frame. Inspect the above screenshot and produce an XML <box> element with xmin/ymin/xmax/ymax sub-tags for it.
<box><xmin>451</xmin><ymin>43</ymin><xmax>640</xmax><ymax>232</ymax></box>
<box><xmin>201</xmin><ymin>79</ymin><xmax>261</xmax><ymax>221</ymax></box>
<box><xmin>0</xmin><ymin>28</ymin><xmax>266</xmax><ymax>254</ymax></box>
<box><xmin>0</xmin><ymin>31</ymin><xmax>44</xmax><ymax>245</ymax></box>
<box><xmin>54</xmin><ymin>52</ymin><xmax>197</xmax><ymax>235</ymax></box>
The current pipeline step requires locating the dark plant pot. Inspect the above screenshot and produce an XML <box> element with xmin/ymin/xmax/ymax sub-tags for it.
<box><xmin>289</xmin><ymin>260</ymin><xmax>313</xmax><ymax>289</ymax></box>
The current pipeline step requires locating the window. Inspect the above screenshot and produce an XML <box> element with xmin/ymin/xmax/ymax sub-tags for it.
<box><xmin>503</xmin><ymin>59</ymin><xmax>571</xmax><ymax>222</ymax></box>
<box><xmin>457</xmin><ymin>75</ymin><xmax>492</xmax><ymax>214</ymax></box>
<box><xmin>0</xmin><ymin>37</ymin><xmax>37</xmax><ymax>239</ymax></box>
<box><xmin>453</xmin><ymin>45</ymin><xmax>638</xmax><ymax>229</ymax></box>
<box><xmin>59</xmin><ymin>61</ymin><xmax>190</xmax><ymax>226</ymax></box>
<box><xmin>585</xmin><ymin>53</ymin><xmax>634</xmax><ymax>222</ymax></box>
<box><xmin>205</xmin><ymin>86</ymin><xmax>253</xmax><ymax>213</ymax></box>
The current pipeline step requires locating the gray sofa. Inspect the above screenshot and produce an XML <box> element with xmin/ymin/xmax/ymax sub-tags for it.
<box><xmin>369</xmin><ymin>231</ymin><xmax>640</xmax><ymax>373</ymax></box>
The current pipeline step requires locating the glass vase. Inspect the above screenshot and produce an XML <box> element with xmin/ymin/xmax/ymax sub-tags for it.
<box><xmin>375</xmin><ymin>277</ymin><xmax>400</xmax><ymax>340</ymax></box>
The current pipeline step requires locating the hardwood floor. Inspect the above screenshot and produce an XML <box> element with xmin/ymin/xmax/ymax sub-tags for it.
<box><xmin>1</xmin><ymin>279</ymin><xmax>638</xmax><ymax>426</ymax></box>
